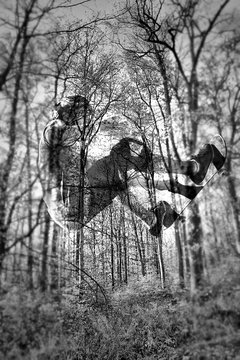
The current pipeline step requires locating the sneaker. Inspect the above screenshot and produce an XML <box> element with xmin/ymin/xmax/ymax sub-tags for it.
<box><xmin>190</xmin><ymin>144</ymin><xmax>213</xmax><ymax>185</ymax></box>
<box><xmin>209</xmin><ymin>135</ymin><xmax>227</xmax><ymax>171</ymax></box>
<box><xmin>211</xmin><ymin>144</ymin><xmax>225</xmax><ymax>170</ymax></box>
<box><xmin>211</xmin><ymin>145</ymin><xmax>226</xmax><ymax>170</ymax></box>
<box><xmin>149</xmin><ymin>201</ymin><xmax>179</xmax><ymax>236</ymax></box>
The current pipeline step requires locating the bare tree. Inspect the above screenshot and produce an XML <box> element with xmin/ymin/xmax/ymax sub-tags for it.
<box><xmin>121</xmin><ymin>0</ymin><xmax>230</xmax><ymax>293</ymax></box>
<box><xmin>200</xmin><ymin>28</ymin><xmax>240</xmax><ymax>254</ymax></box>
<box><xmin>0</xmin><ymin>0</ymin><xmax>114</xmax><ymax>286</ymax></box>
<box><xmin>39</xmin><ymin>24</ymin><xmax>122</xmax><ymax>289</ymax></box>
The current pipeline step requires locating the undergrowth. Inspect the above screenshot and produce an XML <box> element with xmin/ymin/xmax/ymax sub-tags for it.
<box><xmin>0</xmin><ymin>257</ymin><xmax>240</xmax><ymax>359</ymax></box>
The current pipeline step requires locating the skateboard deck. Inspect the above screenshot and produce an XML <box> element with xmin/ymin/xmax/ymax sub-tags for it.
<box><xmin>161</xmin><ymin>135</ymin><xmax>227</xmax><ymax>229</ymax></box>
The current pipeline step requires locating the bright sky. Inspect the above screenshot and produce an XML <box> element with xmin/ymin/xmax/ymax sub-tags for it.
<box><xmin>64</xmin><ymin>0</ymin><xmax>120</xmax><ymax>20</ymax></box>
<box><xmin>82</xmin><ymin>0</ymin><xmax>240</xmax><ymax>11</ymax></box>
<box><xmin>47</xmin><ymin>0</ymin><xmax>240</xmax><ymax>27</ymax></box>
<box><xmin>60</xmin><ymin>0</ymin><xmax>240</xmax><ymax>32</ymax></box>
<box><xmin>81</xmin><ymin>0</ymin><xmax>240</xmax><ymax>16</ymax></box>
<box><xmin>88</xmin><ymin>0</ymin><xmax>117</xmax><ymax>12</ymax></box>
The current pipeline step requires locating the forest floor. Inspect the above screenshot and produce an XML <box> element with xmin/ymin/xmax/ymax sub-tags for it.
<box><xmin>1</xmin><ymin>256</ymin><xmax>240</xmax><ymax>360</ymax></box>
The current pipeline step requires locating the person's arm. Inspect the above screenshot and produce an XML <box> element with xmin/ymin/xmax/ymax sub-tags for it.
<box><xmin>42</xmin><ymin>119</ymin><xmax>67</xmax><ymax>147</ymax></box>
<box><xmin>38</xmin><ymin>120</ymin><xmax>69</xmax><ymax>228</ymax></box>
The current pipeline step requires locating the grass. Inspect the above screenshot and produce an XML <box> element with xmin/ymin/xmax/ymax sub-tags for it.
<box><xmin>0</xmin><ymin>257</ymin><xmax>240</xmax><ymax>359</ymax></box>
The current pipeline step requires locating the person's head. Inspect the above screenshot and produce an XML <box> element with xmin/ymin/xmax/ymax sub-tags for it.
<box><xmin>54</xmin><ymin>95</ymin><xmax>90</xmax><ymax>126</ymax></box>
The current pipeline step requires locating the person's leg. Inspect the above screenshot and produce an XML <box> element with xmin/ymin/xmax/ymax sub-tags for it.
<box><xmin>109</xmin><ymin>138</ymin><xmax>204</xmax><ymax>196</ymax></box>
<box><xmin>118</xmin><ymin>189</ymin><xmax>156</xmax><ymax>230</ymax></box>
<box><xmin>152</xmin><ymin>154</ymin><xmax>200</xmax><ymax>176</ymax></box>
<box><xmin>44</xmin><ymin>180</ymin><xmax>119</xmax><ymax>232</ymax></box>
<box><xmin>119</xmin><ymin>186</ymin><xmax>182</xmax><ymax>236</ymax></box>
<box><xmin>85</xmin><ymin>155</ymin><xmax>123</xmax><ymax>222</ymax></box>
<box><xmin>152</xmin><ymin>144</ymin><xmax>215</xmax><ymax>185</ymax></box>
<box><xmin>105</xmin><ymin>137</ymin><xmax>224</xmax><ymax>190</ymax></box>
<box><xmin>110</xmin><ymin>138</ymin><xmax>214</xmax><ymax>186</ymax></box>
<box><xmin>84</xmin><ymin>186</ymin><xmax>119</xmax><ymax>222</ymax></box>
<box><xmin>132</xmin><ymin>172</ymin><xmax>203</xmax><ymax>199</ymax></box>
<box><xmin>42</xmin><ymin>155</ymin><xmax>121</xmax><ymax>231</ymax></box>
<box><xmin>119</xmin><ymin>173</ymin><xmax>182</xmax><ymax>236</ymax></box>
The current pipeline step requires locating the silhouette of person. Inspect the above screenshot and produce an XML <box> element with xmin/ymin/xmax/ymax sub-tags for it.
<box><xmin>39</xmin><ymin>95</ymin><xmax>225</xmax><ymax>236</ymax></box>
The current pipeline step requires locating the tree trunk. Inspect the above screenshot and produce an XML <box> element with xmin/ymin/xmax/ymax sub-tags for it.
<box><xmin>50</xmin><ymin>223</ymin><xmax>58</xmax><ymax>290</ymax></box>
<box><xmin>187</xmin><ymin>81</ymin><xmax>204</xmax><ymax>293</ymax></box>
<box><xmin>25</xmin><ymin>101</ymin><xmax>33</xmax><ymax>289</ymax></box>
<box><xmin>0</xmin><ymin>215</ymin><xmax>7</xmax><ymax>276</ymax></box>
<box><xmin>132</xmin><ymin>215</ymin><xmax>146</xmax><ymax>277</ymax></box>
<box><xmin>123</xmin><ymin>224</ymin><xmax>128</xmax><ymax>284</ymax></box>
<box><xmin>117</xmin><ymin>233</ymin><xmax>122</xmax><ymax>284</ymax></box>
<box><xmin>227</xmin><ymin>174</ymin><xmax>240</xmax><ymax>254</ymax></box>
<box><xmin>100</xmin><ymin>213</ymin><xmax>106</xmax><ymax>282</ymax></box>
<box><xmin>40</xmin><ymin>211</ymin><xmax>50</xmax><ymax>291</ymax></box>
<box><xmin>76</xmin><ymin>148</ymin><xmax>85</xmax><ymax>286</ymax></box>
<box><xmin>175</xmin><ymin>223</ymin><xmax>184</xmax><ymax>288</ymax></box>
<box><xmin>110</xmin><ymin>206</ymin><xmax>115</xmax><ymax>289</ymax></box>
<box><xmin>0</xmin><ymin>9</ymin><xmax>30</xmax><ymax>275</ymax></box>
<box><xmin>182</xmin><ymin>222</ymin><xmax>190</xmax><ymax>282</ymax></box>
<box><xmin>156</xmin><ymin>232</ymin><xmax>165</xmax><ymax>288</ymax></box>
<box><xmin>187</xmin><ymin>201</ymin><xmax>204</xmax><ymax>293</ymax></box>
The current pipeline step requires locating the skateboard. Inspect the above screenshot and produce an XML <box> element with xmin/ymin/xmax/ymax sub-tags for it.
<box><xmin>160</xmin><ymin>135</ymin><xmax>227</xmax><ymax>229</ymax></box>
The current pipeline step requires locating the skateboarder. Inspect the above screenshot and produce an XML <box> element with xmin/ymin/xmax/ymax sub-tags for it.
<box><xmin>39</xmin><ymin>95</ymin><xmax>225</xmax><ymax>236</ymax></box>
